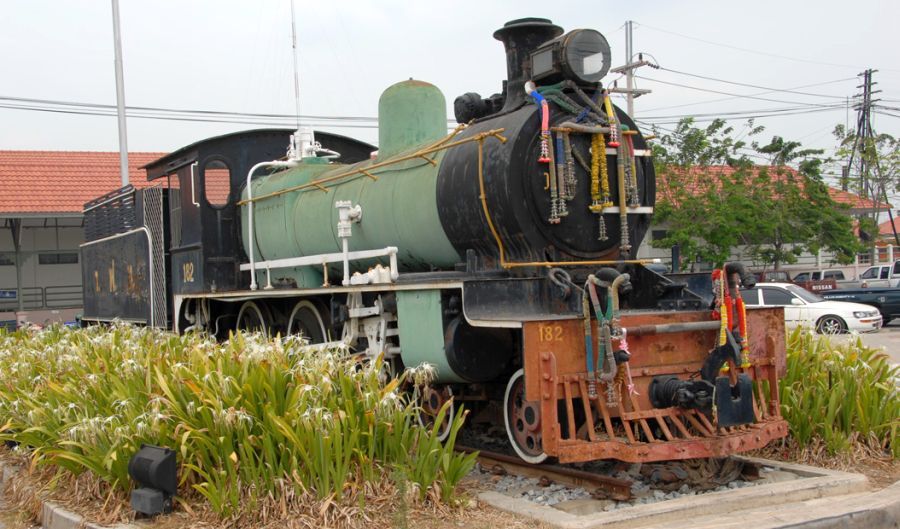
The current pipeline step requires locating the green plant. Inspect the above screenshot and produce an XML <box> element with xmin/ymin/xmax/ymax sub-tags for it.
<box><xmin>0</xmin><ymin>324</ymin><xmax>476</xmax><ymax>520</ymax></box>
<box><xmin>780</xmin><ymin>327</ymin><xmax>899</xmax><ymax>457</ymax></box>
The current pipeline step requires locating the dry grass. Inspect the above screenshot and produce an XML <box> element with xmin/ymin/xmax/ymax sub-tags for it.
<box><xmin>0</xmin><ymin>450</ymin><xmax>552</xmax><ymax>529</ymax></box>
<box><xmin>753</xmin><ymin>436</ymin><xmax>900</xmax><ymax>488</ymax></box>
<box><xmin>1</xmin><ymin>449</ymin><xmax>486</xmax><ymax>529</ymax></box>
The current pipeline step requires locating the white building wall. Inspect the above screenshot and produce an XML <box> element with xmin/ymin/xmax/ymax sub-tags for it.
<box><xmin>636</xmin><ymin>222</ymin><xmax>845</xmax><ymax>274</ymax></box>
<box><xmin>0</xmin><ymin>221</ymin><xmax>84</xmax><ymax>320</ymax></box>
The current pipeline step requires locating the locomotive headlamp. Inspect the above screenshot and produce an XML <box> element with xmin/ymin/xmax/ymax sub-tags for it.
<box><xmin>128</xmin><ymin>444</ymin><xmax>177</xmax><ymax>516</ymax></box>
<box><xmin>530</xmin><ymin>29</ymin><xmax>611</xmax><ymax>85</ymax></box>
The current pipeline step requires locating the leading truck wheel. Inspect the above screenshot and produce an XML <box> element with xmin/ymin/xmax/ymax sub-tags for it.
<box><xmin>504</xmin><ymin>368</ymin><xmax>548</xmax><ymax>464</ymax></box>
<box><xmin>286</xmin><ymin>300</ymin><xmax>327</xmax><ymax>343</ymax></box>
<box><xmin>236</xmin><ymin>301</ymin><xmax>269</xmax><ymax>336</ymax></box>
<box><xmin>417</xmin><ymin>385</ymin><xmax>455</xmax><ymax>442</ymax></box>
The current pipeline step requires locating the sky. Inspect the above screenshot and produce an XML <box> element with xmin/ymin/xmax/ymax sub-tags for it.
<box><xmin>1</xmin><ymin>0</ymin><xmax>898</xmax><ymax>192</ymax></box>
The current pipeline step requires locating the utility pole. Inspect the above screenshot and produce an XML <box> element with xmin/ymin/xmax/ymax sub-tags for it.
<box><xmin>111</xmin><ymin>0</ymin><xmax>129</xmax><ymax>186</ymax></box>
<box><xmin>847</xmin><ymin>69</ymin><xmax>895</xmax><ymax>252</ymax></box>
<box><xmin>608</xmin><ymin>20</ymin><xmax>656</xmax><ymax>118</ymax></box>
<box><xmin>290</xmin><ymin>0</ymin><xmax>302</xmax><ymax>130</ymax></box>
<box><xmin>849</xmin><ymin>70</ymin><xmax>881</xmax><ymax>200</ymax></box>
<box><xmin>625</xmin><ymin>20</ymin><xmax>635</xmax><ymax>117</ymax></box>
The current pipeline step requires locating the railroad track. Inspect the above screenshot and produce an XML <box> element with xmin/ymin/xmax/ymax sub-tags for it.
<box><xmin>458</xmin><ymin>445</ymin><xmax>763</xmax><ymax>504</ymax></box>
<box><xmin>457</xmin><ymin>446</ymin><xmax>634</xmax><ymax>501</ymax></box>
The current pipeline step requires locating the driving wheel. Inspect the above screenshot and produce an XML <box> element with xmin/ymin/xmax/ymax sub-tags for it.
<box><xmin>504</xmin><ymin>368</ymin><xmax>548</xmax><ymax>463</ymax></box>
<box><xmin>286</xmin><ymin>300</ymin><xmax>327</xmax><ymax>343</ymax></box>
<box><xmin>236</xmin><ymin>301</ymin><xmax>270</xmax><ymax>336</ymax></box>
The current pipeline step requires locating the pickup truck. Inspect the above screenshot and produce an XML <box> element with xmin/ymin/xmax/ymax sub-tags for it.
<box><xmin>856</xmin><ymin>260</ymin><xmax>900</xmax><ymax>288</ymax></box>
<box><xmin>791</xmin><ymin>270</ymin><xmax>840</xmax><ymax>292</ymax></box>
<box><xmin>820</xmin><ymin>287</ymin><xmax>900</xmax><ymax>325</ymax></box>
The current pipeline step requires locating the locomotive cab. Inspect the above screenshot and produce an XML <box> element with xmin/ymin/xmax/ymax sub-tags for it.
<box><xmin>143</xmin><ymin>130</ymin><xmax>376</xmax><ymax>298</ymax></box>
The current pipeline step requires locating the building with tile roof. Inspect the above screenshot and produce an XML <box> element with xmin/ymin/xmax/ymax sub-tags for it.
<box><xmin>638</xmin><ymin>164</ymin><xmax>892</xmax><ymax>273</ymax></box>
<box><xmin>878</xmin><ymin>215</ymin><xmax>900</xmax><ymax>240</ymax></box>
<box><xmin>1</xmin><ymin>151</ymin><xmax>165</xmax><ymax>328</ymax></box>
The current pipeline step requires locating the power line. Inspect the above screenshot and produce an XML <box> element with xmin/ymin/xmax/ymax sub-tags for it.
<box><xmin>657</xmin><ymin>67</ymin><xmax>850</xmax><ymax>99</ymax></box>
<box><xmin>640</xmin><ymin>106</ymin><xmax>845</xmax><ymax>126</ymax></box>
<box><xmin>635</xmin><ymin>76</ymin><xmax>846</xmax><ymax>107</ymax></box>
<box><xmin>636</xmin><ymin>22</ymin><xmax>900</xmax><ymax>72</ymax></box>
<box><xmin>0</xmin><ymin>102</ymin><xmax>379</xmax><ymax>129</ymax></box>
<box><xmin>640</xmin><ymin>77</ymin><xmax>857</xmax><ymax>113</ymax></box>
<box><xmin>640</xmin><ymin>103</ymin><xmax>845</xmax><ymax>121</ymax></box>
<box><xmin>0</xmin><ymin>94</ymin><xmax>382</xmax><ymax>122</ymax></box>
<box><xmin>874</xmin><ymin>110</ymin><xmax>900</xmax><ymax>119</ymax></box>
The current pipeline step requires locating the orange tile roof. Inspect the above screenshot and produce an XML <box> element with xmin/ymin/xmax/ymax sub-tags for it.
<box><xmin>657</xmin><ymin>165</ymin><xmax>890</xmax><ymax>211</ymax></box>
<box><xmin>827</xmin><ymin>187</ymin><xmax>890</xmax><ymax>210</ymax></box>
<box><xmin>878</xmin><ymin>216</ymin><xmax>900</xmax><ymax>237</ymax></box>
<box><xmin>0</xmin><ymin>151</ymin><xmax>166</xmax><ymax>215</ymax></box>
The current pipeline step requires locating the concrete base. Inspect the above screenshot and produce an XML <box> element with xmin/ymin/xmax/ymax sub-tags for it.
<box><xmin>3</xmin><ymin>457</ymin><xmax>895</xmax><ymax>529</ymax></box>
<box><xmin>665</xmin><ymin>481</ymin><xmax>900</xmax><ymax>529</ymax></box>
<box><xmin>477</xmin><ymin>456</ymin><xmax>897</xmax><ymax>529</ymax></box>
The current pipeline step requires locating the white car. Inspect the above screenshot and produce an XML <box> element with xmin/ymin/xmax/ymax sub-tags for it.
<box><xmin>740</xmin><ymin>283</ymin><xmax>882</xmax><ymax>334</ymax></box>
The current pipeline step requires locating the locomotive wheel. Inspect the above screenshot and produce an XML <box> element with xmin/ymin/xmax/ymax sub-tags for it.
<box><xmin>286</xmin><ymin>300</ymin><xmax>327</xmax><ymax>343</ymax></box>
<box><xmin>417</xmin><ymin>385</ymin><xmax>454</xmax><ymax>442</ymax></box>
<box><xmin>504</xmin><ymin>368</ymin><xmax>548</xmax><ymax>464</ymax></box>
<box><xmin>236</xmin><ymin>301</ymin><xmax>270</xmax><ymax>336</ymax></box>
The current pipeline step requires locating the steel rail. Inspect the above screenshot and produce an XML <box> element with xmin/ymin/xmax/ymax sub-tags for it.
<box><xmin>457</xmin><ymin>446</ymin><xmax>633</xmax><ymax>500</ymax></box>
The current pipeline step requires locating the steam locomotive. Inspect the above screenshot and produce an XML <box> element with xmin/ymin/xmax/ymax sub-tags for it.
<box><xmin>81</xmin><ymin>18</ymin><xmax>788</xmax><ymax>463</ymax></box>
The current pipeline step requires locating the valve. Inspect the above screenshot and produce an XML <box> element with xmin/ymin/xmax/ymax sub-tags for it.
<box><xmin>336</xmin><ymin>201</ymin><xmax>362</xmax><ymax>238</ymax></box>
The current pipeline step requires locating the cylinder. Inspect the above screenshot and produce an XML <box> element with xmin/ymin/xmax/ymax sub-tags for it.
<box><xmin>443</xmin><ymin>316</ymin><xmax>515</xmax><ymax>382</ymax></box>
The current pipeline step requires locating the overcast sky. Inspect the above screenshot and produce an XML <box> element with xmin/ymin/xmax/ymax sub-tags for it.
<box><xmin>2</xmin><ymin>0</ymin><xmax>897</xmax><ymax>186</ymax></box>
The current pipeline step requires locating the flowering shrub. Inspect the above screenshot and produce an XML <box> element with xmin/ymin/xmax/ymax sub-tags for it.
<box><xmin>780</xmin><ymin>327</ymin><xmax>899</xmax><ymax>457</ymax></box>
<box><xmin>0</xmin><ymin>324</ymin><xmax>475</xmax><ymax>518</ymax></box>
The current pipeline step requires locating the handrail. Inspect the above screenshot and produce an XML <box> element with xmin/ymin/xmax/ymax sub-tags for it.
<box><xmin>83</xmin><ymin>185</ymin><xmax>135</xmax><ymax>213</ymax></box>
<box><xmin>236</xmin><ymin>127</ymin><xmax>503</xmax><ymax>206</ymax></box>
<box><xmin>0</xmin><ymin>285</ymin><xmax>84</xmax><ymax>311</ymax></box>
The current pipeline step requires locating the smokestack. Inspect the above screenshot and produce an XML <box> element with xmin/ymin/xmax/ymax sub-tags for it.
<box><xmin>493</xmin><ymin>18</ymin><xmax>562</xmax><ymax>112</ymax></box>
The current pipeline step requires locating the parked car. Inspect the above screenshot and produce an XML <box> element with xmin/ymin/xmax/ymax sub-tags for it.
<box><xmin>856</xmin><ymin>260</ymin><xmax>900</xmax><ymax>288</ymax></box>
<box><xmin>820</xmin><ymin>287</ymin><xmax>900</xmax><ymax>325</ymax></box>
<box><xmin>741</xmin><ymin>282</ymin><xmax>882</xmax><ymax>334</ymax></box>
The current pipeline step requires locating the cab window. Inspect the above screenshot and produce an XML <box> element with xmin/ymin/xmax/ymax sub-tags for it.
<box><xmin>880</xmin><ymin>267</ymin><xmax>890</xmax><ymax>279</ymax></box>
<box><xmin>740</xmin><ymin>288</ymin><xmax>760</xmax><ymax>305</ymax></box>
<box><xmin>860</xmin><ymin>267</ymin><xmax>878</xmax><ymax>279</ymax></box>
<box><xmin>894</xmin><ymin>261</ymin><xmax>900</xmax><ymax>275</ymax></box>
<box><xmin>823</xmin><ymin>271</ymin><xmax>845</xmax><ymax>280</ymax></box>
<box><xmin>761</xmin><ymin>287</ymin><xmax>794</xmax><ymax>306</ymax></box>
<box><xmin>204</xmin><ymin>159</ymin><xmax>231</xmax><ymax>207</ymax></box>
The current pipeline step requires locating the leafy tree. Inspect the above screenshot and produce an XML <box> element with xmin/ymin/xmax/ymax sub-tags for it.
<box><xmin>651</xmin><ymin>119</ymin><xmax>863</xmax><ymax>270</ymax></box>
<box><xmin>754</xmin><ymin>135</ymin><xmax>824</xmax><ymax>165</ymax></box>
<box><xmin>832</xmin><ymin>126</ymin><xmax>899</xmax><ymax>245</ymax></box>
<box><xmin>832</xmin><ymin>126</ymin><xmax>900</xmax><ymax>194</ymax></box>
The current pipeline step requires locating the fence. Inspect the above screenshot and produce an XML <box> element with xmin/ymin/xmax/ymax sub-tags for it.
<box><xmin>0</xmin><ymin>285</ymin><xmax>82</xmax><ymax>312</ymax></box>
